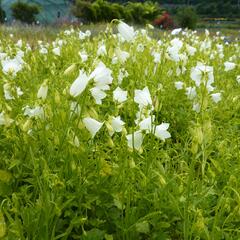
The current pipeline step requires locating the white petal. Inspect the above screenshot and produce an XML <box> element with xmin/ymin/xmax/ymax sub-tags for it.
<box><xmin>83</xmin><ymin>117</ymin><xmax>103</xmax><ymax>138</ymax></box>
<box><xmin>111</xmin><ymin>116</ymin><xmax>125</xmax><ymax>133</ymax></box>
<box><xmin>70</xmin><ymin>71</ymin><xmax>89</xmax><ymax>97</ymax></box>
<box><xmin>126</xmin><ymin>131</ymin><xmax>143</xmax><ymax>150</ymax></box>
<box><xmin>113</xmin><ymin>87</ymin><xmax>127</xmax><ymax>103</ymax></box>
<box><xmin>90</xmin><ymin>87</ymin><xmax>107</xmax><ymax>105</ymax></box>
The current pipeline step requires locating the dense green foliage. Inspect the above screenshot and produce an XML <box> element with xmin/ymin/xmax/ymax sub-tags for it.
<box><xmin>72</xmin><ymin>0</ymin><xmax>162</xmax><ymax>23</ymax></box>
<box><xmin>11</xmin><ymin>1</ymin><xmax>40</xmax><ymax>24</ymax></box>
<box><xmin>0</xmin><ymin>22</ymin><xmax>239</xmax><ymax>239</ymax></box>
<box><xmin>110</xmin><ymin>0</ymin><xmax>240</xmax><ymax>18</ymax></box>
<box><xmin>176</xmin><ymin>7</ymin><xmax>198</xmax><ymax>29</ymax></box>
<box><xmin>0</xmin><ymin>0</ymin><xmax>5</xmax><ymax>23</ymax></box>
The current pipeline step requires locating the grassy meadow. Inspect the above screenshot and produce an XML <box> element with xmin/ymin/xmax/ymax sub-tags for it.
<box><xmin>0</xmin><ymin>22</ymin><xmax>240</xmax><ymax>239</ymax></box>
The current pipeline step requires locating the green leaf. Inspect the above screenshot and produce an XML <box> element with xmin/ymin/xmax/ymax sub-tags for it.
<box><xmin>136</xmin><ymin>221</ymin><xmax>150</xmax><ymax>234</ymax></box>
<box><xmin>0</xmin><ymin>212</ymin><xmax>7</xmax><ymax>238</ymax></box>
<box><xmin>82</xmin><ymin>228</ymin><xmax>105</xmax><ymax>240</ymax></box>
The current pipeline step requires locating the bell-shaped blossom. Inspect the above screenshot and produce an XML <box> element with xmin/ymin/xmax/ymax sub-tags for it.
<box><xmin>53</xmin><ymin>47</ymin><xmax>61</xmax><ymax>56</ymax></box>
<box><xmin>171</xmin><ymin>28</ymin><xmax>182</xmax><ymax>35</ymax></box>
<box><xmin>193</xmin><ymin>103</ymin><xmax>200</xmax><ymax>113</ymax></box>
<box><xmin>190</xmin><ymin>64</ymin><xmax>214</xmax><ymax>90</ymax></box>
<box><xmin>126</xmin><ymin>131</ymin><xmax>143</xmax><ymax>150</ymax></box>
<box><xmin>115</xmin><ymin>48</ymin><xmax>130</xmax><ymax>63</ymax></box>
<box><xmin>134</xmin><ymin>87</ymin><xmax>152</xmax><ymax>109</ymax></box>
<box><xmin>70</xmin><ymin>70</ymin><xmax>89</xmax><ymax>97</ymax></box>
<box><xmin>154</xmin><ymin>123</ymin><xmax>171</xmax><ymax>141</ymax></box>
<box><xmin>186</xmin><ymin>44</ymin><xmax>197</xmax><ymax>56</ymax></box>
<box><xmin>89</xmin><ymin>62</ymin><xmax>113</xmax><ymax>87</ymax></box>
<box><xmin>108</xmin><ymin>116</ymin><xmax>125</xmax><ymax>136</ymax></box>
<box><xmin>37</xmin><ymin>82</ymin><xmax>48</xmax><ymax>100</ymax></box>
<box><xmin>152</xmin><ymin>52</ymin><xmax>161</xmax><ymax>63</ymax></box>
<box><xmin>23</xmin><ymin>106</ymin><xmax>44</xmax><ymax>119</ymax></box>
<box><xmin>39</xmin><ymin>47</ymin><xmax>48</xmax><ymax>54</ymax></box>
<box><xmin>139</xmin><ymin>116</ymin><xmax>154</xmax><ymax>133</ymax></box>
<box><xmin>117</xmin><ymin>69</ymin><xmax>129</xmax><ymax>84</ymax></box>
<box><xmin>186</xmin><ymin>86</ymin><xmax>197</xmax><ymax>100</ymax></box>
<box><xmin>175</xmin><ymin>81</ymin><xmax>184</xmax><ymax>90</ymax></box>
<box><xmin>117</xmin><ymin>21</ymin><xmax>135</xmax><ymax>42</ymax></box>
<box><xmin>83</xmin><ymin>117</ymin><xmax>103</xmax><ymax>138</ymax></box>
<box><xmin>170</xmin><ymin>38</ymin><xmax>183</xmax><ymax>50</ymax></box>
<box><xmin>90</xmin><ymin>87</ymin><xmax>107</xmax><ymax>105</ymax></box>
<box><xmin>224</xmin><ymin>61</ymin><xmax>236</xmax><ymax>72</ymax></box>
<box><xmin>79</xmin><ymin>51</ymin><xmax>88</xmax><ymax>62</ymax></box>
<box><xmin>97</xmin><ymin>44</ymin><xmax>107</xmax><ymax>56</ymax></box>
<box><xmin>113</xmin><ymin>87</ymin><xmax>127</xmax><ymax>103</ymax></box>
<box><xmin>211</xmin><ymin>93</ymin><xmax>221</xmax><ymax>103</ymax></box>
<box><xmin>2</xmin><ymin>58</ymin><xmax>23</xmax><ymax>76</ymax></box>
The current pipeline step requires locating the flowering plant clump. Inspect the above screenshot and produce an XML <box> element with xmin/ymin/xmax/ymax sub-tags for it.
<box><xmin>0</xmin><ymin>21</ymin><xmax>239</xmax><ymax>239</ymax></box>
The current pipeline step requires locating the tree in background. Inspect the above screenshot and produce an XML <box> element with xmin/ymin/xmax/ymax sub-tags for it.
<box><xmin>72</xmin><ymin>0</ymin><xmax>162</xmax><ymax>23</ymax></box>
<box><xmin>0</xmin><ymin>0</ymin><xmax>6</xmax><ymax>23</ymax></box>
<box><xmin>176</xmin><ymin>7</ymin><xmax>198</xmax><ymax>29</ymax></box>
<box><xmin>11</xmin><ymin>1</ymin><xmax>40</xmax><ymax>24</ymax></box>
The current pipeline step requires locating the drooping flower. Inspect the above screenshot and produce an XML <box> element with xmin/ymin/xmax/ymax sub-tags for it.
<box><xmin>186</xmin><ymin>86</ymin><xmax>197</xmax><ymax>100</ymax></box>
<box><xmin>211</xmin><ymin>93</ymin><xmax>222</xmax><ymax>103</ymax></box>
<box><xmin>117</xmin><ymin>21</ymin><xmax>135</xmax><ymax>42</ymax></box>
<box><xmin>53</xmin><ymin>47</ymin><xmax>61</xmax><ymax>56</ymax></box>
<box><xmin>134</xmin><ymin>87</ymin><xmax>152</xmax><ymax>109</ymax></box>
<box><xmin>154</xmin><ymin>123</ymin><xmax>171</xmax><ymax>141</ymax></box>
<box><xmin>90</xmin><ymin>87</ymin><xmax>107</xmax><ymax>105</ymax></box>
<box><xmin>175</xmin><ymin>81</ymin><xmax>184</xmax><ymax>90</ymax></box>
<box><xmin>89</xmin><ymin>62</ymin><xmax>113</xmax><ymax>87</ymax></box>
<box><xmin>2</xmin><ymin>58</ymin><xmax>23</xmax><ymax>76</ymax></box>
<box><xmin>224</xmin><ymin>61</ymin><xmax>236</xmax><ymax>72</ymax></box>
<box><xmin>113</xmin><ymin>87</ymin><xmax>127</xmax><ymax>103</ymax></box>
<box><xmin>79</xmin><ymin>51</ymin><xmax>88</xmax><ymax>62</ymax></box>
<box><xmin>139</xmin><ymin>116</ymin><xmax>154</xmax><ymax>133</ymax></box>
<box><xmin>70</xmin><ymin>70</ymin><xmax>89</xmax><ymax>97</ymax></box>
<box><xmin>37</xmin><ymin>82</ymin><xmax>48</xmax><ymax>100</ymax></box>
<box><xmin>23</xmin><ymin>106</ymin><xmax>44</xmax><ymax>119</ymax></box>
<box><xmin>115</xmin><ymin>48</ymin><xmax>130</xmax><ymax>63</ymax></box>
<box><xmin>108</xmin><ymin>116</ymin><xmax>125</xmax><ymax>136</ymax></box>
<box><xmin>97</xmin><ymin>43</ymin><xmax>107</xmax><ymax>56</ymax></box>
<box><xmin>126</xmin><ymin>131</ymin><xmax>143</xmax><ymax>150</ymax></box>
<box><xmin>192</xmin><ymin>103</ymin><xmax>200</xmax><ymax>113</ymax></box>
<box><xmin>83</xmin><ymin>117</ymin><xmax>104</xmax><ymax>138</ymax></box>
<box><xmin>190</xmin><ymin>64</ymin><xmax>214</xmax><ymax>92</ymax></box>
<box><xmin>171</xmin><ymin>28</ymin><xmax>182</xmax><ymax>35</ymax></box>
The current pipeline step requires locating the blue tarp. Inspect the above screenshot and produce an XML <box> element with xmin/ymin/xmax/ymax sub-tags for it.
<box><xmin>2</xmin><ymin>0</ymin><xmax>74</xmax><ymax>24</ymax></box>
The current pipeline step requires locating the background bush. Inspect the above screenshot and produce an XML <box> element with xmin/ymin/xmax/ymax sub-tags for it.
<box><xmin>176</xmin><ymin>7</ymin><xmax>198</xmax><ymax>29</ymax></box>
<box><xmin>11</xmin><ymin>1</ymin><xmax>40</xmax><ymax>24</ymax></box>
<box><xmin>72</xmin><ymin>0</ymin><xmax>162</xmax><ymax>24</ymax></box>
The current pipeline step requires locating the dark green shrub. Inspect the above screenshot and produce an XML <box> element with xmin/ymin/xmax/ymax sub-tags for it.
<box><xmin>72</xmin><ymin>0</ymin><xmax>162</xmax><ymax>24</ymax></box>
<box><xmin>11</xmin><ymin>1</ymin><xmax>40</xmax><ymax>24</ymax></box>
<box><xmin>0</xmin><ymin>0</ymin><xmax>6</xmax><ymax>23</ymax></box>
<box><xmin>176</xmin><ymin>7</ymin><xmax>198</xmax><ymax>30</ymax></box>
<box><xmin>124</xmin><ymin>1</ymin><xmax>162</xmax><ymax>24</ymax></box>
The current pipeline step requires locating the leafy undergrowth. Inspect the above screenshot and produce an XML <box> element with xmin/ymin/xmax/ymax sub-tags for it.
<box><xmin>0</xmin><ymin>22</ymin><xmax>239</xmax><ymax>240</ymax></box>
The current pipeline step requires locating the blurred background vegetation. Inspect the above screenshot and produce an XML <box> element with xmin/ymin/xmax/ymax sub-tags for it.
<box><xmin>0</xmin><ymin>0</ymin><xmax>239</xmax><ymax>31</ymax></box>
